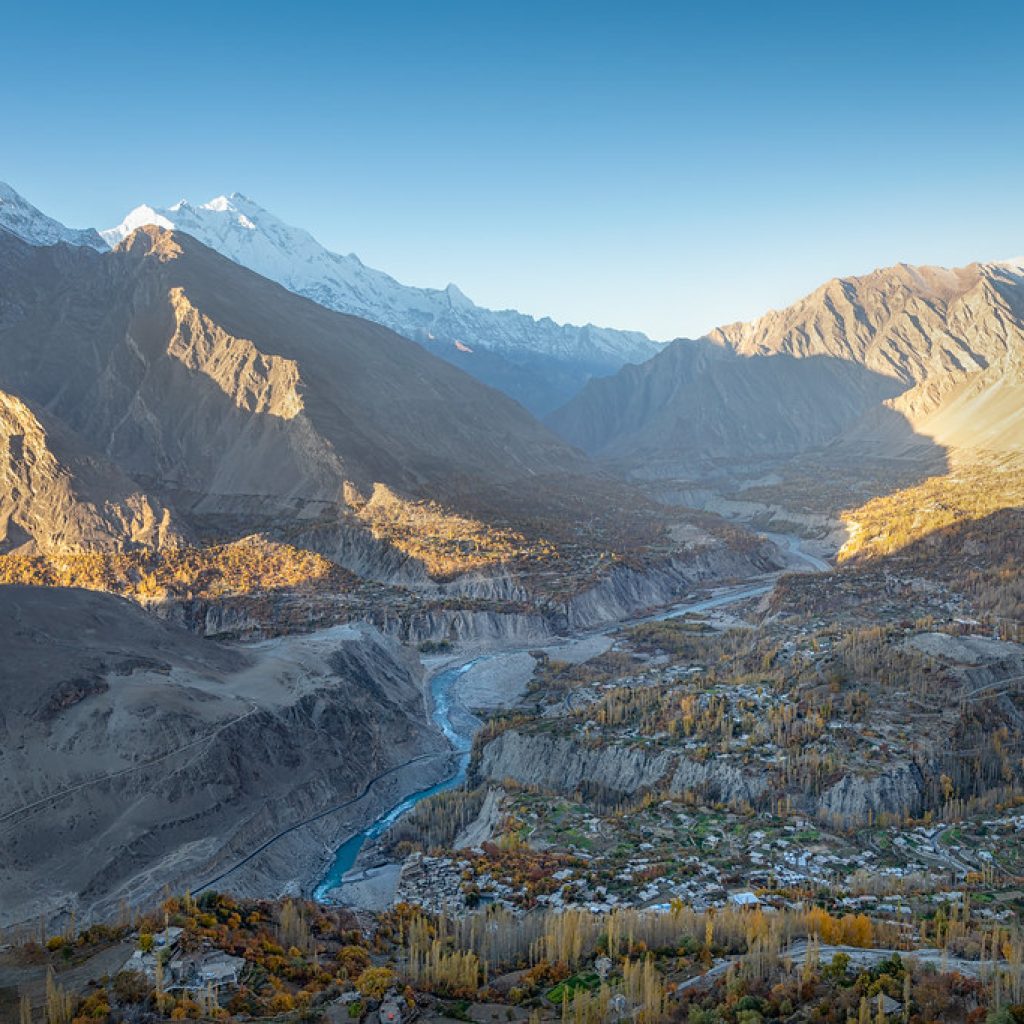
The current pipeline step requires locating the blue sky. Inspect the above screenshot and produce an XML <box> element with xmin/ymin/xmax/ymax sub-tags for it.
<box><xmin>4</xmin><ymin>1</ymin><xmax>1023</xmax><ymax>339</ymax></box>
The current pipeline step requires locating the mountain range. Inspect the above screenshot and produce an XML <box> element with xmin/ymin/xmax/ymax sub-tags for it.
<box><xmin>18</xmin><ymin>187</ymin><xmax>652</xmax><ymax>415</ymax></box>
<box><xmin>551</xmin><ymin>257</ymin><xmax>1024</xmax><ymax>476</ymax></box>
<box><xmin>4</xmin><ymin>178</ymin><xmax>1023</xmax><ymax>555</ymax></box>
<box><xmin>0</xmin><ymin>187</ymin><xmax>766</xmax><ymax>925</ymax></box>
<box><xmin>0</xmin><ymin>183</ymin><xmax>660</xmax><ymax>415</ymax></box>
<box><xmin>3</xmin><ymin>177</ymin><xmax>1023</xmax><ymax>932</ymax></box>
<box><xmin>0</xmin><ymin>220</ymin><xmax>595</xmax><ymax>560</ymax></box>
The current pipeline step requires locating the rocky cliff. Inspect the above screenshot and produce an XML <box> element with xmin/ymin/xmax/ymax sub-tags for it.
<box><xmin>474</xmin><ymin>729</ymin><xmax>928</xmax><ymax>826</ymax></box>
<box><xmin>562</xmin><ymin>540</ymin><xmax>781</xmax><ymax>629</ymax></box>
<box><xmin>816</xmin><ymin>764</ymin><xmax>925</xmax><ymax>826</ymax></box>
<box><xmin>475</xmin><ymin>732</ymin><xmax>674</xmax><ymax>802</ymax></box>
<box><xmin>0</xmin><ymin>389</ymin><xmax>177</xmax><ymax>554</ymax></box>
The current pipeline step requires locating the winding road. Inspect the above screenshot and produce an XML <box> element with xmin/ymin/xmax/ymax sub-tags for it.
<box><xmin>192</xmin><ymin>748</ymin><xmax>455</xmax><ymax>894</ymax></box>
<box><xmin>0</xmin><ymin>702</ymin><xmax>260</xmax><ymax>830</ymax></box>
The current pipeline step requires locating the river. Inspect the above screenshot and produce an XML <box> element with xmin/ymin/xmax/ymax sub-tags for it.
<box><xmin>312</xmin><ymin>660</ymin><xmax>480</xmax><ymax>902</ymax></box>
<box><xmin>313</xmin><ymin>541</ymin><xmax>822</xmax><ymax>904</ymax></box>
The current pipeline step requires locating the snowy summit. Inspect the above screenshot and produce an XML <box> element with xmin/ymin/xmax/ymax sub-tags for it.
<box><xmin>102</xmin><ymin>192</ymin><xmax>661</xmax><ymax>413</ymax></box>
<box><xmin>0</xmin><ymin>182</ymin><xmax>106</xmax><ymax>251</ymax></box>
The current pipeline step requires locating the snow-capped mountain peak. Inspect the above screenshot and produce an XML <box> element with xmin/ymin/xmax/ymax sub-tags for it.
<box><xmin>102</xmin><ymin>204</ymin><xmax>176</xmax><ymax>245</ymax></box>
<box><xmin>0</xmin><ymin>180</ymin><xmax>663</xmax><ymax>411</ymax></box>
<box><xmin>200</xmin><ymin>195</ymin><xmax>234</xmax><ymax>213</ymax></box>
<box><xmin>444</xmin><ymin>282</ymin><xmax>473</xmax><ymax>309</ymax></box>
<box><xmin>101</xmin><ymin>191</ymin><xmax>661</xmax><ymax>412</ymax></box>
<box><xmin>0</xmin><ymin>182</ymin><xmax>107</xmax><ymax>251</ymax></box>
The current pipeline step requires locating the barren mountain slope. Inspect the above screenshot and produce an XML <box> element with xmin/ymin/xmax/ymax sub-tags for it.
<box><xmin>0</xmin><ymin>585</ymin><xmax>446</xmax><ymax>927</ymax></box>
<box><xmin>710</xmin><ymin>259</ymin><xmax>1024</xmax><ymax>422</ymax></box>
<box><xmin>549</xmin><ymin>258</ymin><xmax>1024</xmax><ymax>477</ymax></box>
<box><xmin>547</xmin><ymin>339</ymin><xmax>905</xmax><ymax>467</ymax></box>
<box><xmin>0</xmin><ymin>227</ymin><xmax>781</xmax><ymax>635</ymax></box>
<box><xmin>0</xmin><ymin>226</ymin><xmax>589</xmax><ymax>527</ymax></box>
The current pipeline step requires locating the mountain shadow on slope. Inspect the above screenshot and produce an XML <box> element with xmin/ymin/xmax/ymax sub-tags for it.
<box><xmin>0</xmin><ymin>225</ymin><xmax>597</xmax><ymax>533</ymax></box>
<box><xmin>546</xmin><ymin>336</ymin><xmax>949</xmax><ymax>489</ymax></box>
<box><xmin>419</xmin><ymin>337</ymin><xmax>632</xmax><ymax>417</ymax></box>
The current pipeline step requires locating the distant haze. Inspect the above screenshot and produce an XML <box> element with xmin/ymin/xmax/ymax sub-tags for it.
<box><xmin>4</xmin><ymin>1</ymin><xmax>1023</xmax><ymax>339</ymax></box>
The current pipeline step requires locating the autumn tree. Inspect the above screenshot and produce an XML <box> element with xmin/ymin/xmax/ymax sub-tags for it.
<box><xmin>356</xmin><ymin>967</ymin><xmax>397</xmax><ymax>1000</ymax></box>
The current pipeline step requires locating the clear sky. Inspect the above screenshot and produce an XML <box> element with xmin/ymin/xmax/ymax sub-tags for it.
<box><xmin>4</xmin><ymin>1</ymin><xmax>1023</xmax><ymax>339</ymax></box>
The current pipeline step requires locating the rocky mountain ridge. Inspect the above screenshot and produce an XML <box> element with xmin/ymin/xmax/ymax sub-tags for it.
<box><xmin>549</xmin><ymin>257</ymin><xmax>1024</xmax><ymax>481</ymax></box>
<box><xmin>0</xmin><ymin>223</ymin><xmax>589</xmax><ymax>545</ymax></box>
<box><xmin>0</xmin><ymin>389</ymin><xmax>177</xmax><ymax>554</ymax></box>
<box><xmin>0</xmin><ymin>182</ymin><xmax>106</xmax><ymax>251</ymax></box>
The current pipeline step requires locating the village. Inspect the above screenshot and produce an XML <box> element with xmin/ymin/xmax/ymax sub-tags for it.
<box><xmin>387</xmin><ymin>792</ymin><xmax>1024</xmax><ymax>928</ymax></box>
<box><xmin>362</xmin><ymin>575</ymin><xmax>1024</xmax><ymax>942</ymax></box>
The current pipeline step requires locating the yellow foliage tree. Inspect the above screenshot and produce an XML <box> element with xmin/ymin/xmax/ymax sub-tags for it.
<box><xmin>356</xmin><ymin>967</ymin><xmax>397</xmax><ymax>1000</ymax></box>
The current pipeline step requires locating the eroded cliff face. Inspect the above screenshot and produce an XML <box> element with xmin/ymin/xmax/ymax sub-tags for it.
<box><xmin>0</xmin><ymin>587</ymin><xmax>447</xmax><ymax>928</ymax></box>
<box><xmin>296</xmin><ymin>516</ymin><xmax>432</xmax><ymax>587</ymax></box>
<box><xmin>374</xmin><ymin>607</ymin><xmax>554</xmax><ymax>647</ymax></box>
<box><xmin>476</xmin><ymin>732</ymin><xmax>675</xmax><ymax>801</ymax></box>
<box><xmin>817</xmin><ymin>764</ymin><xmax>926</xmax><ymax>825</ymax></box>
<box><xmin>669</xmin><ymin>757</ymin><xmax>769</xmax><ymax>808</ymax></box>
<box><xmin>148</xmin><ymin>531</ymin><xmax>784</xmax><ymax>646</ymax></box>
<box><xmin>474</xmin><ymin>731</ymin><xmax>775</xmax><ymax>811</ymax></box>
<box><xmin>564</xmin><ymin>541</ymin><xmax>780</xmax><ymax>630</ymax></box>
<box><xmin>474</xmin><ymin>729</ymin><xmax>929</xmax><ymax>826</ymax></box>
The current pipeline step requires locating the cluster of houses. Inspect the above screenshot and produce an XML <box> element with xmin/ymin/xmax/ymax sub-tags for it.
<box><xmin>394</xmin><ymin>852</ymin><xmax>479</xmax><ymax>913</ymax></box>
<box><xmin>121</xmin><ymin>926</ymin><xmax>246</xmax><ymax>995</ymax></box>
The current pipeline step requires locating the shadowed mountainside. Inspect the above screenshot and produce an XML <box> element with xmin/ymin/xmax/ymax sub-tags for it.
<box><xmin>710</xmin><ymin>260</ymin><xmax>1024</xmax><ymax>418</ymax></box>
<box><xmin>0</xmin><ymin>225</ymin><xmax>588</xmax><ymax>529</ymax></box>
<box><xmin>547</xmin><ymin>337</ymin><xmax>924</xmax><ymax>471</ymax></box>
<box><xmin>548</xmin><ymin>258</ymin><xmax>1024</xmax><ymax>524</ymax></box>
<box><xmin>0</xmin><ymin>584</ymin><xmax>446</xmax><ymax>927</ymax></box>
